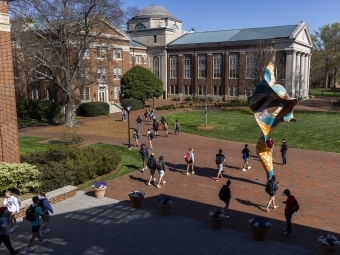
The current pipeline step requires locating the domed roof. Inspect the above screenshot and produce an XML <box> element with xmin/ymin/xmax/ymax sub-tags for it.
<box><xmin>133</xmin><ymin>5</ymin><xmax>176</xmax><ymax>19</ymax></box>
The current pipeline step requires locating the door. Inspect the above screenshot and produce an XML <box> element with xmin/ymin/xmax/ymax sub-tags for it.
<box><xmin>99</xmin><ymin>86</ymin><xmax>106</xmax><ymax>102</ymax></box>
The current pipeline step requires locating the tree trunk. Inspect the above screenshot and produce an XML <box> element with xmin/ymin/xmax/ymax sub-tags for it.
<box><xmin>325</xmin><ymin>69</ymin><xmax>329</xmax><ymax>88</ymax></box>
<box><xmin>65</xmin><ymin>96</ymin><xmax>77</xmax><ymax>127</ymax></box>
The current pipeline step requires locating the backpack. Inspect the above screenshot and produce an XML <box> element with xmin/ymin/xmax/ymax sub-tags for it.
<box><xmin>216</xmin><ymin>155</ymin><xmax>223</xmax><ymax>165</ymax></box>
<box><xmin>175</xmin><ymin>122</ymin><xmax>180</xmax><ymax>128</ymax></box>
<box><xmin>150</xmin><ymin>132</ymin><xmax>155</xmax><ymax>139</ymax></box>
<box><xmin>184</xmin><ymin>152</ymin><xmax>191</xmax><ymax>162</ymax></box>
<box><xmin>25</xmin><ymin>205</ymin><xmax>36</xmax><ymax>221</ymax></box>
<box><xmin>147</xmin><ymin>157</ymin><xmax>155</xmax><ymax>169</ymax></box>
<box><xmin>218</xmin><ymin>186</ymin><xmax>227</xmax><ymax>200</ymax></box>
<box><xmin>154</xmin><ymin>122</ymin><xmax>159</xmax><ymax>129</ymax></box>
<box><xmin>38</xmin><ymin>198</ymin><xmax>48</xmax><ymax>214</ymax></box>
<box><xmin>136</xmin><ymin>133</ymin><xmax>141</xmax><ymax>139</ymax></box>
<box><xmin>265</xmin><ymin>181</ymin><xmax>275</xmax><ymax>196</ymax></box>
<box><xmin>156</xmin><ymin>160</ymin><xmax>163</xmax><ymax>170</ymax></box>
<box><xmin>292</xmin><ymin>198</ymin><xmax>299</xmax><ymax>212</ymax></box>
<box><xmin>14</xmin><ymin>196</ymin><xmax>21</xmax><ymax>208</ymax></box>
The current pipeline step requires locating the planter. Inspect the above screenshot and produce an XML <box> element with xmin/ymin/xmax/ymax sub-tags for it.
<box><xmin>209</xmin><ymin>216</ymin><xmax>224</xmax><ymax>230</ymax></box>
<box><xmin>250</xmin><ymin>225</ymin><xmax>270</xmax><ymax>241</ymax></box>
<box><xmin>93</xmin><ymin>187</ymin><xmax>106</xmax><ymax>199</ymax></box>
<box><xmin>319</xmin><ymin>243</ymin><xmax>340</xmax><ymax>255</ymax></box>
<box><xmin>158</xmin><ymin>204</ymin><xmax>172</xmax><ymax>216</ymax></box>
<box><xmin>129</xmin><ymin>196</ymin><xmax>144</xmax><ymax>208</ymax></box>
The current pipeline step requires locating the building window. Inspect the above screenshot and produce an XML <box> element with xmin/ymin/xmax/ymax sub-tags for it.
<box><xmin>245</xmin><ymin>89</ymin><xmax>253</xmax><ymax>97</ymax></box>
<box><xmin>170</xmin><ymin>56</ymin><xmax>177</xmax><ymax>78</ymax></box>
<box><xmin>198</xmin><ymin>85</ymin><xmax>204</xmax><ymax>95</ymax></box>
<box><xmin>114</xmin><ymin>67</ymin><xmax>122</xmax><ymax>79</ymax></box>
<box><xmin>184</xmin><ymin>57</ymin><xmax>191</xmax><ymax>78</ymax></box>
<box><xmin>143</xmin><ymin>55</ymin><xmax>147</xmax><ymax>63</ymax></box>
<box><xmin>213</xmin><ymin>86</ymin><xmax>222</xmax><ymax>96</ymax></box>
<box><xmin>246</xmin><ymin>56</ymin><xmax>255</xmax><ymax>78</ymax></box>
<box><xmin>113</xmin><ymin>86</ymin><xmax>120</xmax><ymax>99</ymax></box>
<box><xmin>184</xmin><ymin>85</ymin><xmax>192</xmax><ymax>95</ymax></box>
<box><xmin>136</xmin><ymin>55</ymin><xmax>142</xmax><ymax>64</ymax></box>
<box><xmin>213</xmin><ymin>54</ymin><xmax>222</xmax><ymax>78</ymax></box>
<box><xmin>229</xmin><ymin>86</ymin><xmax>238</xmax><ymax>96</ymax></box>
<box><xmin>78</xmin><ymin>67</ymin><xmax>89</xmax><ymax>79</ymax></box>
<box><xmin>170</xmin><ymin>85</ymin><xmax>177</xmax><ymax>94</ymax></box>
<box><xmin>229</xmin><ymin>54</ymin><xmax>238</xmax><ymax>78</ymax></box>
<box><xmin>97</xmin><ymin>68</ymin><xmax>106</xmax><ymax>82</ymax></box>
<box><xmin>129</xmin><ymin>54</ymin><xmax>132</xmax><ymax>63</ymax></box>
<box><xmin>153</xmin><ymin>35</ymin><xmax>157</xmax><ymax>43</ymax></box>
<box><xmin>152</xmin><ymin>57</ymin><xmax>159</xmax><ymax>78</ymax></box>
<box><xmin>198</xmin><ymin>55</ymin><xmax>206</xmax><ymax>78</ymax></box>
<box><xmin>31</xmin><ymin>88</ymin><xmax>40</xmax><ymax>99</ymax></box>
<box><xmin>135</xmin><ymin>23</ymin><xmax>146</xmax><ymax>30</ymax></box>
<box><xmin>80</xmin><ymin>88</ymin><xmax>84</xmax><ymax>101</ymax></box>
<box><xmin>113</xmin><ymin>49</ymin><xmax>121</xmax><ymax>59</ymax></box>
<box><xmin>85</xmin><ymin>87</ymin><xmax>90</xmax><ymax>101</ymax></box>
<box><xmin>96</xmin><ymin>47</ymin><xmax>107</xmax><ymax>58</ymax></box>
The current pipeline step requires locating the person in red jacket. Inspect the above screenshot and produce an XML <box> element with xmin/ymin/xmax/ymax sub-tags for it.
<box><xmin>266</xmin><ymin>137</ymin><xmax>274</xmax><ymax>160</ymax></box>
<box><xmin>282</xmin><ymin>189</ymin><xmax>296</xmax><ymax>236</ymax></box>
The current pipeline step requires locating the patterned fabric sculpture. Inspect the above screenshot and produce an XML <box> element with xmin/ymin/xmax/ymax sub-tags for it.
<box><xmin>248</xmin><ymin>62</ymin><xmax>298</xmax><ymax>179</ymax></box>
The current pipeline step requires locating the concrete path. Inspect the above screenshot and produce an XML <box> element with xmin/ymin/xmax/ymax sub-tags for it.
<box><xmin>0</xmin><ymin>191</ymin><xmax>319</xmax><ymax>255</ymax></box>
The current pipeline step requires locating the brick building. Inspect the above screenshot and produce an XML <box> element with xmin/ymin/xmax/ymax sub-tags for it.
<box><xmin>127</xmin><ymin>5</ymin><xmax>312</xmax><ymax>99</ymax></box>
<box><xmin>0</xmin><ymin>0</ymin><xmax>20</xmax><ymax>163</ymax></box>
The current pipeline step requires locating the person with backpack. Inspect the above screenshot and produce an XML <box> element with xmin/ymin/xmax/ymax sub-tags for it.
<box><xmin>144</xmin><ymin>110</ymin><xmax>148</xmax><ymax>122</ymax></box>
<box><xmin>3</xmin><ymin>191</ymin><xmax>20</xmax><ymax>233</ymax></box>
<box><xmin>153</xmin><ymin>120</ymin><xmax>159</xmax><ymax>137</ymax></box>
<box><xmin>136</xmin><ymin>116</ymin><xmax>143</xmax><ymax>131</ymax></box>
<box><xmin>156</xmin><ymin>156</ymin><xmax>166</xmax><ymax>188</ymax></box>
<box><xmin>175</xmin><ymin>120</ymin><xmax>180</xmax><ymax>135</ymax></box>
<box><xmin>25</xmin><ymin>196</ymin><xmax>49</xmax><ymax>252</ymax></box>
<box><xmin>38</xmin><ymin>192</ymin><xmax>54</xmax><ymax>234</ymax></box>
<box><xmin>218</xmin><ymin>179</ymin><xmax>231</xmax><ymax>218</ymax></box>
<box><xmin>146</xmin><ymin>153</ymin><xmax>157</xmax><ymax>186</ymax></box>
<box><xmin>215</xmin><ymin>149</ymin><xmax>227</xmax><ymax>181</ymax></box>
<box><xmin>265</xmin><ymin>175</ymin><xmax>279</xmax><ymax>212</ymax></box>
<box><xmin>280</xmin><ymin>139</ymin><xmax>288</xmax><ymax>165</ymax></box>
<box><xmin>139</xmin><ymin>144</ymin><xmax>149</xmax><ymax>172</ymax></box>
<box><xmin>0</xmin><ymin>207</ymin><xmax>20</xmax><ymax>254</ymax></box>
<box><xmin>185</xmin><ymin>148</ymin><xmax>195</xmax><ymax>175</ymax></box>
<box><xmin>121</xmin><ymin>109</ymin><xmax>127</xmax><ymax>122</ymax></box>
<box><xmin>282</xmin><ymin>189</ymin><xmax>299</xmax><ymax>236</ymax></box>
<box><xmin>241</xmin><ymin>144</ymin><xmax>251</xmax><ymax>171</ymax></box>
<box><xmin>147</xmin><ymin>129</ymin><xmax>154</xmax><ymax>150</ymax></box>
<box><xmin>133</xmin><ymin>129</ymin><xmax>141</xmax><ymax>147</ymax></box>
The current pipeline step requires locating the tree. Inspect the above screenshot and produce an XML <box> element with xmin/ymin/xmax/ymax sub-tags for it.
<box><xmin>10</xmin><ymin>0</ymin><xmax>138</xmax><ymax>127</ymax></box>
<box><xmin>120</xmin><ymin>66</ymin><xmax>163</xmax><ymax>102</ymax></box>
<box><xmin>313</xmin><ymin>23</ymin><xmax>340</xmax><ymax>88</ymax></box>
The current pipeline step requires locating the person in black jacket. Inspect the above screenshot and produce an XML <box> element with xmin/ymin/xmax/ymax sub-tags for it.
<box><xmin>139</xmin><ymin>144</ymin><xmax>149</xmax><ymax>172</ymax></box>
<box><xmin>265</xmin><ymin>175</ymin><xmax>279</xmax><ymax>212</ymax></box>
<box><xmin>280</xmin><ymin>139</ymin><xmax>288</xmax><ymax>165</ymax></box>
<box><xmin>218</xmin><ymin>179</ymin><xmax>231</xmax><ymax>218</ymax></box>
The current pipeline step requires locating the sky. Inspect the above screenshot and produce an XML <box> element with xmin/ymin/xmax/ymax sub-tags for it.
<box><xmin>123</xmin><ymin>0</ymin><xmax>340</xmax><ymax>34</ymax></box>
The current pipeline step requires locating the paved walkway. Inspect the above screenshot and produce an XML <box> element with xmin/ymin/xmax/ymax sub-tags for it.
<box><xmin>17</xmin><ymin>99</ymin><xmax>340</xmax><ymax>253</ymax></box>
<box><xmin>1</xmin><ymin>191</ymin><xmax>319</xmax><ymax>255</ymax></box>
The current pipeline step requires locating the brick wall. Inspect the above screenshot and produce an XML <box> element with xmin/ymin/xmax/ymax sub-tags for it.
<box><xmin>0</xmin><ymin>1</ymin><xmax>20</xmax><ymax>163</ymax></box>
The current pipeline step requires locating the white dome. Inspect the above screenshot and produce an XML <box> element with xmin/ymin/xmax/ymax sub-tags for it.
<box><xmin>133</xmin><ymin>5</ymin><xmax>176</xmax><ymax>19</ymax></box>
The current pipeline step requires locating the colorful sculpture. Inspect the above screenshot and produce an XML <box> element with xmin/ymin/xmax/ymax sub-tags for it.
<box><xmin>248</xmin><ymin>62</ymin><xmax>298</xmax><ymax>179</ymax></box>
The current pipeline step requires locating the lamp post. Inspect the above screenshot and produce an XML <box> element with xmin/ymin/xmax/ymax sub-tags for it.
<box><xmin>152</xmin><ymin>89</ymin><xmax>155</xmax><ymax>110</ymax></box>
<box><xmin>126</xmin><ymin>105</ymin><xmax>131</xmax><ymax>149</ymax></box>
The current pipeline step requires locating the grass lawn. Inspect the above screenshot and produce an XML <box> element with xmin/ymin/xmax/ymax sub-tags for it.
<box><xmin>310</xmin><ymin>88</ymin><xmax>340</xmax><ymax>97</ymax></box>
<box><xmin>164</xmin><ymin>109</ymin><xmax>340</xmax><ymax>153</ymax></box>
<box><xmin>19</xmin><ymin>136</ymin><xmax>57</xmax><ymax>155</ymax></box>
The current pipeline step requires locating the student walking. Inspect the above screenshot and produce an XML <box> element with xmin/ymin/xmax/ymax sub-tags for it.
<box><xmin>146</xmin><ymin>153</ymin><xmax>157</xmax><ymax>186</ymax></box>
<box><xmin>172</xmin><ymin>102</ymin><xmax>177</xmax><ymax>110</ymax></box>
<box><xmin>25</xmin><ymin>196</ymin><xmax>49</xmax><ymax>252</ymax></box>
<box><xmin>215</xmin><ymin>149</ymin><xmax>227</xmax><ymax>181</ymax></box>
<box><xmin>280</xmin><ymin>139</ymin><xmax>288</xmax><ymax>165</ymax></box>
<box><xmin>241</xmin><ymin>144</ymin><xmax>252</xmax><ymax>171</ymax></box>
<box><xmin>38</xmin><ymin>192</ymin><xmax>53</xmax><ymax>234</ymax></box>
<box><xmin>265</xmin><ymin>175</ymin><xmax>279</xmax><ymax>212</ymax></box>
<box><xmin>0</xmin><ymin>207</ymin><xmax>20</xmax><ymax>254</ymax></box>
<box><xmin>175</xmin><ymin>120</ymin><xmax>180</xmax><ymax>135</ymax></box>
<box><xmin>163</xmin><ymin>121</ymin><xmax>169</xmax><ymax>137</ymax></box>
<box><xmin>144</xmin><ymin>110</ymin><xmax>148</xmax><ymax>121</ymax></box>
<box><xmin>3</xmin><ymin>191</ymin><xmax>20</xmax><ymax>233</ymax></box>
<box><xmin>218</xmin><ymin>179</ymin><xmax>231</xmax><ymax>218</ymax></box>
<box><xmin>139</xmin><ymin>144</ymin><xmax>149</xmax><ymax>172</ymax></box>
<box><xmin>136</xmin><ymin>116</ymin><xmax>143</xmax><ymax>131</ymax></box>
<box><xmin>121</xmin><ymin>109</ymin><xmax>127</xmax><ymax>121</ymax></box>
<box><xmin>185</xmin><ymin>148</ymin><xmax>195</xmax><ymax>175</ymax></box>
<box><xmin>153</xmin><ymin>120</ymin><xmax>160</xmax><ymax>137</ymax></box>
<box><xmin>147</xmin><ymin>129</ymin><xmax>154</xmax><ymax>149</ymax></box>
<box><xmin>156</xmin><ymin>156</ymin><xmax>166</xmax><ymax>188</ymax></box>
<box><xmin>282</xmin><ymin>189</ymin><xmax>299</xmax><ymax>236</ymax></box>
<box><xmin>133</xmin><ymin>130</ymin><xmax>141</xmax><ymax>147</ymax></box>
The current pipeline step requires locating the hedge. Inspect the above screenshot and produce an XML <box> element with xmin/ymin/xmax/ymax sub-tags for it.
<box><xmin>21</xmin><ymin>147</ymin><xmax>121</xmax><ymax>192</ymax></box>
<box><xmin>121</xmin><ymin>98</ymin><xmax>144</xmax><ymax>111</ymax></box>
<box><xmin>0</xmin><ymin>163</ymin><xmax>41</xmax><ymax>194</ymax></box>
<box><xmin>16</xmin><ymin>99</ymin><xmax>62</xmax><ymax>123</ymax></box>
<box><xmin>76</xmin><ymin>102</ymin><xmax>109</xmax><ymax>117</ymax></box>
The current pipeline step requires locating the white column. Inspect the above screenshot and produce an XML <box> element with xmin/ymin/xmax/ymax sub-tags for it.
<box><xmin>300</xmin><ymin>53</ymin><xmax>305</xmax><ymax>98</ymax></box>
<box><xmin>295</xmin><ymin>52</ymin><xmax>301</xmax><ymax>98</ymax></box>
<box><xmin>305</xmin><ymin>54</ymin><xmax>311</xmax><ymax>98</ymax></box>
<box><xmin>285</xmin><ymin>50</ymin><xmax>295</xmax><ymax>96</ymax></box>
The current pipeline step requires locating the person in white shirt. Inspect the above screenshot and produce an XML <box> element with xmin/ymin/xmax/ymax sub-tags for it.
<box><xmin>3</xmin><ymin>192</ymin><xmax>20</xmax><ymax>233</ymax></box>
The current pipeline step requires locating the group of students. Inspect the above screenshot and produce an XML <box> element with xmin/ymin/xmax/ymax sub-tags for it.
<box><xmin>0</xmin><ymin>191</ymin><xmax>54</xmax><ymax>253</ymax></box>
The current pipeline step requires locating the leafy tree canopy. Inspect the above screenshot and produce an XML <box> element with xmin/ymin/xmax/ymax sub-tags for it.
<box><xmin>120</xmin><ymin>66</ymin><xmax>163</xmax><ymax>101</ymax></box>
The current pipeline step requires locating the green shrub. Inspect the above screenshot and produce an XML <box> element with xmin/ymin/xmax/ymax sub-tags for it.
<box><xmin>16</xmin><ymin>99</ymin><xmax>62</xmax><ymax>123</ymax></box>
<box><xmin>76</xmin><ymin>102</ymin><xmax>109</xmax><ymax>117</ymax></box>
<box><xmin>0</xmin><ymin>163</ymin><xmax>41</xmax><ymax>194</ymax></box>
<box><xmin>121</xmin><ymin>98</ymin><xmax>144</xmax><ymax>111</ymax></box>
<box><xmin>21</xmin><ymin>147</ymin><xmax>121</xmax><ymax>192</ymax></box>
<box><xmin>184</xmin><ymin>96</ymin><xmax>192</xmax><ymax>101</ymax></box>
<box><xmin>155</xmin><ymin>105</ymin><xmax>173</xmax><ymax>110</ymax></box>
